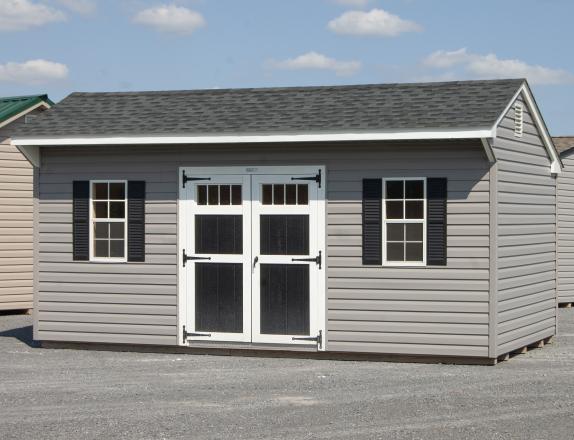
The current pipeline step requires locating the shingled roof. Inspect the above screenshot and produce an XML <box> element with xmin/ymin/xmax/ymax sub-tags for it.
<box><xmin>13</xmin><ymin>79</ymin><xmax>525</xmax><ymax>138</ymax></box>
<box><xmin>553</xmin><ymin>137</ymin><xmax>574</xmax><ymax>155</ymax></box>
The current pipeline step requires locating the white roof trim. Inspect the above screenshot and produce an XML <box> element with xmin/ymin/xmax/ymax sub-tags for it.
<box><xmin>12</xmin><ymin>128</ymin><xmax>495</xmax><ymax>146</ymax></box>
<box><xmin>0</xmin><ymin>101</ymin><xmax>51</xmax><ymax>129</ymax></box>
<box><xmin>492</xmin><ymin>82</ymin><xmax>561</xmax><ymax>174</ymax></box>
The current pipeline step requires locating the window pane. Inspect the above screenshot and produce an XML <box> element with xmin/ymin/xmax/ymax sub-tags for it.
<box><xmin>93</xmin><ymin>183</ymin><xmax>107</xmax><ymax>200</ymax></box>
<box><xmin>405</xmin><ymin>201</ymin><xmax>424</xmax><ymax>219</ymax></box>
<box><xmin>109</xmin><ymin>202</ymin><xmax>125</xmax><ymax>219</ymax></box>
<box><xmin>386</xmin><ymin>201</ymin><xmax>403</xmax><ymax>219</ymax></box>
<box><xmin>231</xmin><ymin>185</ymin><xmax>242</xmax><ymax>205</ymax></box>
<box><xmin>405</xmin><ymin>180</ymin><xmax>424</xmax><ymax>199</ymax></box>
<box><xmin>273</xmin><ymin>184</ymin><xmax>284</xmax><ymax>205</ymax></box>
<box><xmin>94</xmin><ymin>202</ymin><xmax>108</xmax><ymax>218</ymax></box>
<box><xmin>285</xmin><ymin>184</ymin><xmax>297</xmax><ymax>205</ymax></box>
<box><xmin>386</xmin><ymin>181</ymin><xmax>403</xmax><ymax>199</ymax></box>
<box><xmin>262</xmin><ymin>185</ymin><xmax>273</xmax><ymax>205</ymax></box>
<box><xmin>109</xmin><ymin>183</ymin><xmax>125</xmax><ymax>200</ymax></box>
<box><xmin>387</xmin><ymin>243</ymin><xmax>404</xmax><ymax>261</ymax></box>
<box><xmin>94</xmin><ymin>240</ymin><xmax>108</xmax><ymax>257</ymax></box>
<box><xmin>219</xmin><ymin>185</ymin><xmax>231</xmax><ymax>205</ymax></box>
<box><xmin>406</xmin><ymin>243</ymin><xmax>423</xmax><ymax>261</ymax></box>
<box><xmin>197</xmin><ymin>185</ymin><xmax>207</xmax><ymax>205</ymax></box>
<box><xmin>406</xmin><ymin>223</ymin><xmax>423</xmax><ymax>241</ymax></box>
<box><xmin>94</xmin><ymin>222</ymin><xmax>109</xmax><ymax>239</ymax></box>
<box><xmin>110</xmin><ymin>222</ymin><xmax>124</xmax><ymax>239</ymax></box>
<box><xmin>297</xmin><ymin>184</ymin><xmax>308</xmax><ymax>205</ymax></box>
<box><xmin>208</xmin><ymin>185</ymin><xmax>219</xmax><ymax>205</ymax></box>
<box><xmin>110</xmin><ymin>240</ymin><xmax>125</xmax><ymax>258</ymax></box>
<box><xmin>386</xmin><ymin>224</ymin><xmax>404</xmax><ymax>241</ymax></box>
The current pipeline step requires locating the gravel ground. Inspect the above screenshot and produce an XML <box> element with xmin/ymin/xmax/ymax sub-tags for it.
<box><xmin>0</xmin><ymin>310</ymin><xmax>573</xmax><ymax>440</ymax></box>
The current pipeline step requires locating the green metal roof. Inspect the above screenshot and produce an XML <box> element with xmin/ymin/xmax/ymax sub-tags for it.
<box><xmin>0</xmin><ymin>94</ymin><xmax>54</xmax><ymax>125</ymax></box>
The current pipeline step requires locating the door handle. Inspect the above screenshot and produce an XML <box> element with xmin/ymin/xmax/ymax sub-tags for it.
<box><xmin>253</xmin><ymin>256</ymin><xmax>259</xmax><ymax>270</ymax></box>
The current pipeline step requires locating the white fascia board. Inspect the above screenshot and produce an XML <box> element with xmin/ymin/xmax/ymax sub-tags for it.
<box><xmin>0</xmin><ymin>101</ymin><xmax>51</xmax><ymax>129</ymax></box>
<box><xmin>481</xmin><ymin>138</ymin><xmax>495</xmax><ymax>163</ymax></box>
<box><xmin>17</xmin><ymin>145</ymin><xmax>40</xmax><ymax>167</ymax></box>
<box><xmin>492</xmin><ymin>82</ymin><xmax>562</xmax><ymax>174</ymax></box>
<box><xmin>11</xmin><ymin>128</ymin><xmax>495</xmax><ymax>147</ymax></box>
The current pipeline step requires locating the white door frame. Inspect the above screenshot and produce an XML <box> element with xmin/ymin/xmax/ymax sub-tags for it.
<box><xmin>177</xmin><ymin>165</ymin><xmax>326</xmax><ymax>350</ymax></box>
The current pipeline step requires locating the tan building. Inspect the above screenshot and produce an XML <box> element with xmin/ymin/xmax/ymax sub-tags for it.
<box><xmin>0</xmin><ymin>95</ymin><xmax>52</xmax><ymax>312</ymax></box>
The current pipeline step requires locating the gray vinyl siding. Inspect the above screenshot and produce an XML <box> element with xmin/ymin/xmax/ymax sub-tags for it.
<box><xmin>36</xmin><ymin>141</ymin><xmax>491</xmax><ymax>357</ymax></box>
<box><xmin>492</xmin><ymin>94</ymin><xmax>557</xmax><ymax>356</ymax></box>
<box><xmin>557</xmin><ymin>151</ymin><xmax>574</xmax><ymax>304</ymax></box>
<box><xmin>0</xmin><ymin>117</ymin><xmax>34</xmax><ymax>311</ymax></box>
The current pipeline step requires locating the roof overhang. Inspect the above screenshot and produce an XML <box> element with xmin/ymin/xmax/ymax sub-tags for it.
<box><xmin>0</xmin><ymin>100</ymin><xmax>51</xmax><ymax>130</ymax></box>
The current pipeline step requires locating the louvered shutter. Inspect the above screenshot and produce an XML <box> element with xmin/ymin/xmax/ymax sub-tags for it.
<box><xmin>362</xmin><ymin>179</ymin><xmax>382</xmax><ymax>265</ymax></box>
<box><xmin>127</xmin><ymin>181</ymin><xmax>146</xmax><ymax>262</ymax></box>
<box><xmin>426</xmin><ymin>178</ymin><xmax>447</xmax><ymax>266</ymax></box>
<box><xmin>73</xmin><ymin>181</ymin><xmax>90</xmax><ymax>261</ymax></box>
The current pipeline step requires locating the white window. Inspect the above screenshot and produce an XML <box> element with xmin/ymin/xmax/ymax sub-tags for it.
<box><xmin>383</xmin><ymin>178</ymin><xmax>426</xmax><ymax>266</ymax></box>
<box><xmin>90</xmin><ymin>180</ymin><xmax>127</xmax><ymax>262</ymax></box>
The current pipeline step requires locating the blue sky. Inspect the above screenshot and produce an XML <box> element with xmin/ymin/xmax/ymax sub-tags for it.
<box><xmin>1</xmin><ymin>0</ymin><xmax>574</xmax><ymax>133</ymax></box>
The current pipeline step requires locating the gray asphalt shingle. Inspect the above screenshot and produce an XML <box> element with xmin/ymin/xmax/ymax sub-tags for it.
<box><xmin>13</xmin><ymin>79</ymin><xmax>525</xmax><ymax>138</ymax></box>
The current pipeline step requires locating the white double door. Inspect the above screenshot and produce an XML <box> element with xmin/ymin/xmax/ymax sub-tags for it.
<box><xmin>179</xmin><ymin>166</ymin><xmax>325</xmax><ymax>348</ymax></box>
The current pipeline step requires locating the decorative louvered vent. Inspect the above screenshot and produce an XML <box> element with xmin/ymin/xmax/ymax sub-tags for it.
<box><xmin>514</xmin><ymin>103</ymin><xmax>523</xmax><ymax>137</ymax></box>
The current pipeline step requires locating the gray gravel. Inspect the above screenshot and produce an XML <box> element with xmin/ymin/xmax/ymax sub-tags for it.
<box><xmin>1</xmin><ymin>310</ymin><xmax>574</xmax><ymax>440</ymax></box>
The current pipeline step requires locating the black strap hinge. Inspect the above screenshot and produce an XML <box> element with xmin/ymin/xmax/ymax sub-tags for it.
<box><xmin>291</xmin><ymin>169</ymin><xmax>321</xmax><ymax>188</ymax></box>
<box><xmin>182</xmin><ymin>250</ymin><xmax>211</xmax><ymax>267</ymax></box>
<box><xmin>182</xmin><ymin>170</ymin><xmax>211</xmax><ymax>188</ymax></box>
<box><xmin>182</xmin><ymin>325</ymin><xmax>211</xmax><ymax>341</ymax></box>
<box><xmin>292</xmin><ymin>250</ymin><xmax>322</xmax><ymax>269</ymax></box>
<box><xmin>292</xmin><ymin>330</ymin><xmax>323</xmax><ymax>349</ymax></box>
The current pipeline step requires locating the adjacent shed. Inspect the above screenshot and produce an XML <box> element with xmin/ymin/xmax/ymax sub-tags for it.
<box><xmin>554</xmin><ymin>136</ymin><xmax>574</xmax><ymax>306</ymax></box>
<box><xmin>12</xmin><ymin>79</ymin><xmax>560</xmax><ymax>364</ymax></box>
<box><xmin>0</xmin><ymin>95</ymin><xmax>52</xmax><ymax>312</ymax></box>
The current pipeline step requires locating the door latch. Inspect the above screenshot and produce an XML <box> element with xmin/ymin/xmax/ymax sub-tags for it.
<box><xmin>182</xmin><ymin>325</ymin><xmax>211</xmax><ymax>341</ymax></box>
<box><xmin>182</xmin><ymin>250</ymin><xmax>211</xmax><ymax>267</ymax></box>
<box><xmin>292</xmin><ymin>330</ymin><xmax>323</xmax><ymax>349</ymax></box>
<box><xmin>291</xmin><ymin>251</ymin><xmax>322</xmax><ymax>269</ymax></box>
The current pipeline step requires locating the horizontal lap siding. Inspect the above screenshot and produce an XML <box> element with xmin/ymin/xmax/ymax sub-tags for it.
<box><xmin>0</xmin><ymin>130</ymin><xmax>33</xmax><ymax>311</ymax></box>
<box><xmin>557</xmin><ymin>153</ymin><xmax>574</xmax><ymax>303</ymax></box>
<box><xmin>493</xmin><ymin>95</ymin><xmax>557</xmax><ymax>356</ymax></box>
<box><xmin>38</xmin><ymin>142</ymin><xmax>490</xmax><ymax>356</ymax></box>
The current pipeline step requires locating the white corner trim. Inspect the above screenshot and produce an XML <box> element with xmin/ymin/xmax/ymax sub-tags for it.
<box><xmin>0</xmin><ymin>101</ymin><xmax>51</xmax><ymax>129</ymax></box>
<box><xmin>11</xmin><ymin>128</ymin><xmax>495</xmax><ymax>147</ymax></box>
<box><xmin>481</xmin><ymin>138</ymin><xmax>495</xmax><ymax>163</ymax></box>
<box><xmin>492</xmin><ymin>83</ymin><xmax>562</xmax><ymax>174</ymax></box>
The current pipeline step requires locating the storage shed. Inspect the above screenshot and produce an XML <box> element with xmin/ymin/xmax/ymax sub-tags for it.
<box><xmin>0</xmin><ymin>95</ymin><xmax>52</xmax><ymax>312</ymax></box>
<box><xmin>12</xmin><ymin>79</ymin><xmax>560</xmax><ymax>364</ymax></box>
<box><xmin>554</xmin><ymin>136</ymin><xmax>574</xmax><ymax>306</ymax></box>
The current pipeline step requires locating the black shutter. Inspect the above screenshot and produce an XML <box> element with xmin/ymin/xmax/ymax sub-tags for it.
<box><xmin>427</xmin><ymin>178</ymin><xmax>447</xmax><ymax>266</ymax></box>
<box><xmin>362</xmin><ymin>179</ymin><xmax>382</xmax><ymax>265</ymax></box>
<box><xmin>128</xmin><ymin>181</ymin><xmax>146</xmax><ymax>262</ymax></box>
<box><xmin>73</xmin><ymin>181</ymin><xmax>90</xmax><ymax>261</ymax></box>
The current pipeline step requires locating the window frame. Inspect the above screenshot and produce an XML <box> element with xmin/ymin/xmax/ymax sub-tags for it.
<box><xmin>382</xmin><ymin>177</ymin><xmax>427</xmax><ymax>267</ymax></box>
<box><xmin>89</xmin><ymin>179</ymin><xmax>128</xmax><ymax>263</ymax></box>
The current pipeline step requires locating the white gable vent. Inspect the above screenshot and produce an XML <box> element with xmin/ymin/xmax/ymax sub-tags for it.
<box><xmin>514</xmin><ymin>103</ymin><xmax>523</xmax><ymax>137</ymax></box>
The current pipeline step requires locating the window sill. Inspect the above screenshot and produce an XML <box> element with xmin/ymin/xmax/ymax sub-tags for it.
<box><xmin>89</xmin><ymin>258</ymin><xmax>128</xmax><ymax>264</ymax></box>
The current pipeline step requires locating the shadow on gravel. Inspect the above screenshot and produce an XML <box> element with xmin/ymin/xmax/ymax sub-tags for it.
<box><xmin>0</xmin><ymin>325</ymin><xmax>40</xmax><ymax>348</ymax></box>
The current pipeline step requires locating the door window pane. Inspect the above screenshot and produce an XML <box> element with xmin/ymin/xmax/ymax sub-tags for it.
<box><xmin>219</xmin><ymin>185</ymin><xmax>230</xmax><ymax>205</ymax></box>
<box><xmin>260</xmin><ymin>215</ymin><xmax>309</xmax><ymax>255</ymax></box>
<box><xmin>285</xmin><ymin>184</ymin><xmax>297</xmax><ymax>205</ymax></box>
<box><xmin>208</xmin><ymin>185</ymin><xmax>219</xmax><ymax>205</ymax></box>
<box><xmin>262</xmin><ymin>185</ymin><xmax>273</xmax><ymax>205</ymax></box>
<box><xmin>273</xmin><ymin>184</ymin><xmax>284</xmax><ymax>205</ymax></box>
<box><xmin>197</xmin><ymin>185</ymin><xmax>207</xmax><ymax>205</ymax></box>
<box><xmin>260</xmin><ymin>264</ymin><xmax>309</xmax><ymax>336</ymax></box>
<box><xmin>231</xmin><ymin>185</ymin><xmax>242</xmax><ymax>205</ymax></box>
<box><xmin>297</xmin><ymin>184</ymin><xmax>308</xmax><ymax>205</ymax></box>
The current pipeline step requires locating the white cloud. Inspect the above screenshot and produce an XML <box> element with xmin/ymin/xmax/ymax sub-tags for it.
<box><xmin>0</xmin><ymin>0</ymin><xmax>66</xmax><ymax>31</ymax></box>
<box><xmin>332</xmin><ymin>0</ymin><xmax>371</xmax><ymax>7</ymax></box>
<box><xmin>0</xmin><ymin>59</ymin><xmax>69</xmax><ymax>84</ymax></box>
<box><xmin>269</xmin><ymin>51</ymin><xmax>361</xmax><ymax>77</ymax></box>
<box><xmin>56</xmin><ymin>0</ymin><xmax>95</xmax><ymax>15</ymax></box>
<box><xmin>133</xmin><ymin>4</ymin><xmax>205</xmax><ymax>35</ymax></box>
<box><xmin>328</xmin><ymin>8</ymin><xmax>422</xmax><ymax>37</ymax></box>
<box><xmin>423</xmin><ymin>48</ymin><xmax>574</xmax><ymax>85</ymax></box>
